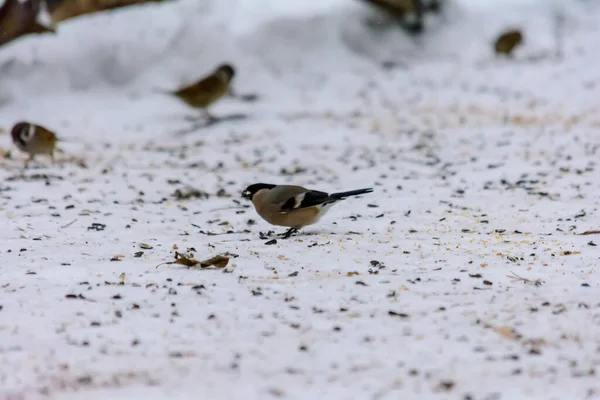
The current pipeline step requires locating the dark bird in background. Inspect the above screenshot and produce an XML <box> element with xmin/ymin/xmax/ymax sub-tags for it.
<box><xmin>494</xmin><ymin>29</ymin><xmax>523</xmax><ymax>57</ymax></box>
<box><xmin>165</xmin><ymin>63</ymin><xmax>236</xmax><ymax>122</ymax></box>
<box><xmin>359</xmin><ymin>0</ymin><xmax>426</xmax><ymax>34</ymax></box>
<box><xmin>11</xmin><ymin>121</ymin><xmax>57</xmax><ymax>166</ymax></box>
<box><xmin>0</xmin><ymin>0</ymin><xmax>55</xmax><ymax>46</ymax></box>
<box><xmin>242</xmin><ymin>183</ymin><xmax>374</xmax><ymax>238</ymax></box>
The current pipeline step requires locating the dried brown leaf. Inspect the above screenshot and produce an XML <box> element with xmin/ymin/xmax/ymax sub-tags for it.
<box><xmin>493</xmin><ymin>325</ymin><xmax>520</xmax><ymax>340</ymax></box>
<box><xmin>173</xmin><ymin>252</ymin><xmax>200</xmax><ymax>267</ymax></box>
<box><xmin>199</xmin><ymin>255</ymin><xmax>229</xmax><ymax>269</ymax></box>
<box><xmin>156</xmin><ymin>252</ymin><xmax>230</xmax><ymax>269</ymax></box>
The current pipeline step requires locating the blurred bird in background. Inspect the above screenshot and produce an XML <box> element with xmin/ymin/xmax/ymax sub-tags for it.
<box><xmin>11</xmin><ymin>122</ymin><xmax>58</xmax><ymax>167</ymax></box>
<box><xmin>164</xmin><ymin>63</ymin><xmax>236</xmax><ymax>123</ymax></box>
<box><xmin>494</xmin><ymin>29</ymin><xmax>524</xmax><ymax>57</ymax></box>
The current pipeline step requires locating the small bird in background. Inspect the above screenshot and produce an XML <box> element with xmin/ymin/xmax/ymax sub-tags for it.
<box><xmin>166</xmin><ymin>63</ymin><xmax>236</xmax><ymax>122</ymax></box>
<box><xmin>242</xmin><ymin>183</ymin><xmax>374</xmax><ymax>238</ymax></box>
<box><xmin>0</xmin><ymin>0</ymin><xmax>56</xmax><ymax>46</ymax></box>
<box><xmin>494</xmin><ymin>29</ymin><xmax>523</xmax><ymax>57</ymax></box>
<box><xmin>360</xmin><ymin>0</ymin><xmax>425</xmax><ymax>34</ymax></box>
<box><xmin>11</xmin><ymin>121</ymin><xmax>57</xmax><ymax>166</ymax></box>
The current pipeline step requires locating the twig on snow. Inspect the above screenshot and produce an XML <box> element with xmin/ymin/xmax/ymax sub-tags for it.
<box><xmin>507</xmin><ymin>271</ymin><xmax>543</xmax><ymax>286</ymax></box>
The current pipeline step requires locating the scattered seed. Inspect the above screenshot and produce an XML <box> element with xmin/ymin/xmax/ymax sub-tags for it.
<box><xmin>437</xmin><ymin>381</ymin><xmax>455</xmax><ymax>391</ymax></box>
<box><xmin>87</xmin><ymin>223</ymin><xmax>106</xmax><ymax>231</ymax></box>
<box><xmin>529</xmin><ymin>348</ymin><xmax>542</xmax><ymax>355</ymax></box>
<box><xmin>76</xmin><ymin>376</ymin><xmax>93</xmax><ymax>385</ymax></box>
<box><xmin>388</xmin><ymin>311</ymin><xmax>409</xmax><ymax>318</ymax></box>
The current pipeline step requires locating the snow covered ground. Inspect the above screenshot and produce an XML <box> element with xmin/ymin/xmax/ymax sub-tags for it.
<box><xmin>1</xmin><ymin>0</ymin><xmax>600</xmax><ymax>398</ymax></box>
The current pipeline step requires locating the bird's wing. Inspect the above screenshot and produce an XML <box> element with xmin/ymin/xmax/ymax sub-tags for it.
<box><xmin>39</xmin><ymin>127</ymin><xmax>57</xmax><ymax>144</ymax></box>
<box><xmin>279</xmin><ymin>190</ymin><xmax>337</xmax><ymax>212</ymax></box>
<box><xmin>173</xmin><ymin>74</ymin><xmax>224</xmax><ymax>97</ymax></box>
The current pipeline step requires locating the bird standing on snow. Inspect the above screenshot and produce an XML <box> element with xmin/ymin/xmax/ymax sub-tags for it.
<box><xmin>11</xmin><ymin>121</ymin><xmax>57</xmax><ymax>166</ymax></box>
<box><xmin>494</xmin><ymin>29</ymin><xmax>523</xmax><ymax>57</ymax></box>
<box><xmin>166</xmin><ymin>63</ymin><xmax>236</xmax><ymax>122</ymax></box>
<box><xmin>242</xmin><ymin>183</ymin><xmax>374</xmax><ymax>238</ymax></box>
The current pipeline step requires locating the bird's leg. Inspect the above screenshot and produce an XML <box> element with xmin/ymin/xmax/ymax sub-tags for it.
<box><xmin>25</xmin><ymin>154</ymin><xmax>34</xmax><ymax>169</ymax></box>
<box><xmin>202</xmin><ymin>108</ymin><xmax>218</xmax><ymax>123</ymax></box>
<box><xmin>280</xmin><ymin>227</ymin><xmax>298</xmax><ymax>239</ymax></box>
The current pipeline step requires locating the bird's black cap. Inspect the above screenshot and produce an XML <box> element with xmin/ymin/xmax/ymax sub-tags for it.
<box><xmin>217</xmin><ymin>63</ymin><xmax>236</xmax><ymax>80</ymax></box>
<box><xmin>242</xmin><ymin>183</ymin><xmax>276</xmax><ymax>200</ymax></box>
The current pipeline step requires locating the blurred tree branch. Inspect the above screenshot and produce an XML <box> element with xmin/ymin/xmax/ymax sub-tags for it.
<box><xmin>0</xmin><ymin>0</ymin><xmax>170</xmax><ymax>47</ymax></box>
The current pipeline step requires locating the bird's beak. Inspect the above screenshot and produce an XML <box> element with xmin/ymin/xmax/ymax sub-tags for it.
<box><xmin>241</xmin><ymin>190</ymin><xmax>251</xmax><ymax>200</ymax></box>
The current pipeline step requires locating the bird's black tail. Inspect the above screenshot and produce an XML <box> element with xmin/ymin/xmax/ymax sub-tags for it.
<box><xmin>331</xmin><ymin>188</ymin><xmax>373</xmax><ymax>199</ymax></box>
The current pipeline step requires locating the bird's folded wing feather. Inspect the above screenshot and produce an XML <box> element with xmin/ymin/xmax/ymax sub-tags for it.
<box><xmin>279</xmin><ymin>190</ymin><xmax>334</xmax><ymax>212</ymax></box>
<box><xmin>174</xmin><ymin>75</ymin><xmax>223</xmax><ymax>97</ymax></box>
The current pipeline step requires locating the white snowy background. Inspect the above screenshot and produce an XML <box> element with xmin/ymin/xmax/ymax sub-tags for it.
<box><xmin>1</xmin><ymin>0</ymin><xmax>600</xmax><ymax>398</ymax></box>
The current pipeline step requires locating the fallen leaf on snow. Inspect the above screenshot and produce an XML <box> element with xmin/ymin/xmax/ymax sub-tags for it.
<box><xmin>156</xmin><ymin>252</ymin><xmax>230</xmax><ymax>269</ymax></box>
<box><xmin>492</xmin><ymin>325</ymin><xmax>521</xmax><ymax>340</ymax></box>
<box><xmin>199</xmin><ymin>255</ymin><xmax>230</xmax><ymax>268</ymax></box>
